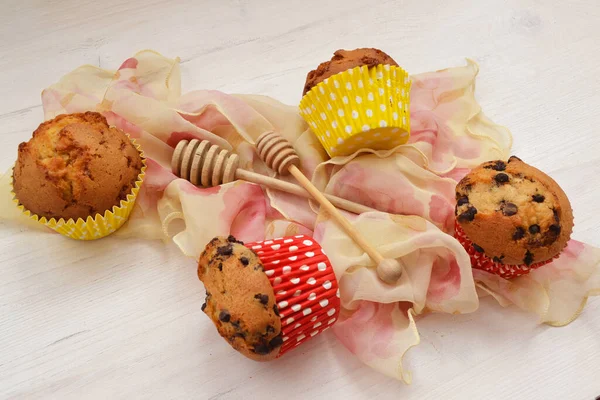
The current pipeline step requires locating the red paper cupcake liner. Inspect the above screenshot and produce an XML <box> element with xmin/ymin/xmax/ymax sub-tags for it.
<box><xmin>245</xmin><ymin>235</ymin><xmax>340</xmax><ymax>357</ymax></box>
<box><xmin>454</xmin><ymin>221</ymin><xmax>557</xmax><ymax>279</ymax></box>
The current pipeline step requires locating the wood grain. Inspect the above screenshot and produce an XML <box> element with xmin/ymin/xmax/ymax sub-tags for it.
<box><xmin>1</xmin><ymin>1</ymin><xmax>599</xmax><ymax>399</ymax></box>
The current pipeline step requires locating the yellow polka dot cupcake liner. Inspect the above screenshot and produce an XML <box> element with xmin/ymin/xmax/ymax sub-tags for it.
<box><xmin>299</xmin><ymin>64</ymin><xmax>411</xmax><ymax>158</ymax></box>
<box><xmin>10</xmin><ymin>138</ymin><xmax>146</xmax><ymax>241</ymax></box>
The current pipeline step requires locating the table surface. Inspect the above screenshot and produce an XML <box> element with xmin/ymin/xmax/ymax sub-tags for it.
<box><xmin>1</xmin><ymin>1</ymin><xmax>599</xmax><ymax>399</ymax></box>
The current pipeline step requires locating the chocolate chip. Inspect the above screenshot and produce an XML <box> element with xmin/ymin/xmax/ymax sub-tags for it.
<box><xmin>266</xmin><ymin>325</ymin><xmax>275</xmax><ymax>335</ymax></box>
<box><xmin>231</xmin><ymin>320</ymin><xmax>241</xmax><ymax>329</ymax></box>
<box><xmin>485</xmin><ymin>161</ymin><xmax>506</xmax><ymax>171</ymax></box>
<box><xmin>218</xmin><ymin>262</ymin><xmax>223</xmax><ymax>272</ymax></box>
<box><xmin>492</xmin><ymin>256</ymin><xmax>504</xmax><ymax>264</ymax></box>
<box><xmin>524</xmin><ymin>250</ymin><xmax>534</xmax><ymax>266</ymax></box>
<box><xmin>273</xmin><ymin>304</ymin><xmax>280</xmax><ymax>317</ymax></box>
<box><xmin>508</xmin><ymin>155</ymin><xmax>522</xmax><ymax>163</ymax></box>
<box><xmin>529</xmin><ymin>225</ymin><xmax>540</xmax><ymax>234</ymax></box>
<box><xmin>219</xmin><ymin>310</ymin><xmax>231</xmax><ymax>323</ymax></box>
<box><xmin>457</xmin><ymin>196</ymin><xmax>469</xmax><ymax>206</ymax></box>
<box><xmin>472</xmin><ymin>243</ymin><xmax>484</xmax><ymax>253</ymax></box>
<box><xmin>553</xmin><ymin>209</ymin><xmax>560</xmax><ymax>223</ymax></box>
<box><xmin>549</xmin><ymin>224</ymin><xmax>561</xmax><ymax>235</ymax></box>
<box><xmin>217</xmin><ymin>245</ymin><xmax>233</xmax><ymax>256</ymax></box>
<box><xmin>227</xmin><ymin>235</ymin><xmax>243</xmax><ymax>244</ymax></box>
<box><xmin>513</xmin><ymin>227</ymin><xmax>525</xmax><ymax>240</ymax></box>
<box><xmin>532</xmin><ymin>194</ymin><xmax>545</xmax><ymax>203</ymax></box>
<box><xmin>494</xmin><ymin>173</ymin><xmax>509</xmax><ymax>184</ymax></box>
<box><xmin>240</xmin><ymin>257</ymin><xmax>249</xmax><ymax>266</ymax></box>
<box><xmin>269</xmin><ymin>335</ymin><xmax>283</xmax><ymax>348</ymax></box>
<box><xmin>201</xmin><ymin>302</ymin><xmax>207</xmax><ymax>312</ymax></box>
<box><xmin>254</xmin><ymin>265</ymin><xmax>264</xmax><ymax>272</ymax></box>
<box><xmin>254</xmin><ymin>294</ymin><xmax>269</xmax><ymax>305</ymax></box>
<box><xmin>233</xmin><ymin>332</ymin><xmax>246</xmax><ymax>339</ymax></box>
<box><xmin>501</xmin><ymin>202</ymin><xmax>518</xmax><ymax>216</ymax></box>
<box><xmin>458</xmin><ymin>206</ymin><xmax>478</xmax><ymax>222</ymax></box>
<box><xmin>253</xmin><ymin>340</ymin><xmax>271</xmax><ymax>355</ymax></box>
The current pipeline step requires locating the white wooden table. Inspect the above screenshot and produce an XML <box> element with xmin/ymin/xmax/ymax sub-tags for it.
<box><xmin>1</xmin><ymin>1</ymin><xmax>599</xmax><ymax>399</ymax></box>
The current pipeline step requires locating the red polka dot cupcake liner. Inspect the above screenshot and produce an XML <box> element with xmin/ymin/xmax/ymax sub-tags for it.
<box><xmin>245</xmin><ymin>235</ymin><xmax>340</xmax><ymax>357</ymax></box>
<box><xmin>454</xmin><ymin>221</ymin><xmax>557</xmax><ymax>279</ymax></box>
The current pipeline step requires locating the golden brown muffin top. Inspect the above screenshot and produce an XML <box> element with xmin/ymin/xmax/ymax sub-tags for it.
<box><xmin>198</xmin><ymin>236</ymin><xmax>282</xmax><ymax>361</ymax></box>
<box><xmin>13</xmin><ymin>112</ymin><xmax>143</xmax><ymax>221</ymax></box>
<box><xmin>455</xmin><ymin>156</ymin><xmax>573</xmax><ymax>265</ymax></box>
<box><xmin>302</xmin><ymin>48</ymin><xmax>399</xmax><ymax>96</ymax></box>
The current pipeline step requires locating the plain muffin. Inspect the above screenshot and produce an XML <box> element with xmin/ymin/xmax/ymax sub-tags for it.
<box><xmin>13</xmin><ymin>112</ymin><xmax>143</xmax><ymax>221</ymax></box>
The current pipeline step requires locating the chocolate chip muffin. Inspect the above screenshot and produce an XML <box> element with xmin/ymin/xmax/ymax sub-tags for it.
<box><xmin>198</xmin><ymin>236</ymin><xmax>283</xmax><ymax>361</ymax></box>
<box><xmin>455</xmin><ymin>156</ymin><xmax>573</xmax><ymax>267</ymax></box>
<box><xmin>302</xmin><ymin>48</ymin><xmax>399</xmax><ymax>95</ymax></box>
<box><xmin>13</xmin><ymin>112</ymin><xmax>144</xmax><ymax>221</ymax></box>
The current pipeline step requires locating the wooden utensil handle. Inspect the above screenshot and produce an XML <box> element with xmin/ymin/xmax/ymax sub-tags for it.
<box><xmin>287</xmin><ymin>165</ymin><xmax>385</xmax><ymax>265</ymax></box>
<box><xmin>235</xmin><ymin>169</ymin><xmax>375</xmax><ymax>215</ymax></box>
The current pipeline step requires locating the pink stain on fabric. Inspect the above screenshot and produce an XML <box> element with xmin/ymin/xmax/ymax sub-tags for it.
<box><xmin>333</xmin><ymin>302</ymin><xmax>400</xmax><ymax>361</ymax></box>
<box><xmin>330</xmin><ymin>163</ymin><xmax>425</xmax><ymax>217</ymax></box>
<box><xmin>178</xmin><ymin>108</ymin><xmax>231</xmax><ymax>132</ymax></box>
<box><xmin>119</xmin><ymin>57</ymin><xmax>139</xmax><ymax>70</ymax></box>
<box><xmin>408</xmin><ymin>111</ymin><xmax>439</xmax><ymax>146</ymax></box>
<box><xmin>103</xmin><ymin>111</ymin><xmax>143</xmax><ymax>138</ymax></box>
<box><xmin>562</xmin><ymin>240</ymin><xmax>586</xmax><ymax>260</ymax></box>
<box><xmin>427</xmin><ymin>257</ymin><xmax>461</xmax><ymax>303</ymax></box>
<box><xmin>222</xmin><ymin>184</ymin><xmax>267</xmax><ymax>243</ymax></box>
<box><xmin>144</xmin><ymin>159</ymin><xmax>177</xmax><ymax>191</ymax></box>
<box><xmin>442</xmin><ymin>168</ymin><xmax>471</xmax><ymax>182</ymax></box>
<box><xmin>429</xmin><ymin>194</ymin><xmax>454</xmax><ymax>232</ymax></box>
<box><xmin>41</xmin><ymin>89</ymin><xmax>63</xmax><ymax>112</ymax></box>
<box><xmin>453</xmin><ymin>136</ymin><xmax>481</xmax><ymax>159</ymax></box>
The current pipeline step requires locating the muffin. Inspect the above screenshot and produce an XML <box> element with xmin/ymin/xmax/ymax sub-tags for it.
<box><xmin>299</xmin><ymin>48</ymin><xmax>411</xmax><ymax>158</ymax></box>
<box><xmin>198</xmin><ymin>235</ymin><xmax>340</xmax><ymax>361</ymax></box>
<box><xmin>454</xmin><ymin>156</ymin><xmax>574</xmax><ymax>279</ymax></box>
<box><xmin>11</xmin><ymin>112</ymin><xmax>145</xmax><ymax>240</ymax></box>
<box><xmin>302</xmin><ymin>48</ymin><xmax>399</xmax><ymax>96</ymax></box>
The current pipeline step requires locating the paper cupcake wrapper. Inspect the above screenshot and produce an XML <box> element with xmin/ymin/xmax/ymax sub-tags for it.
<box><xmin>10</xmin><ymin>137</ymin><xmax>146</xmax><ymax>241</ymax></box>
<box><xmin>246</xmin><ymin>235</ymin><xmax>340</xmax><ymax>357</ymax></box>
<box><xmin>299</xmin><ymin>64</ymin><xmax>411</xmax><ymax>158</ymax></box>
<box><xmin>454</xmin><ymin>221</ymin><xmax>558</xmax><ymax>279</ymax></box>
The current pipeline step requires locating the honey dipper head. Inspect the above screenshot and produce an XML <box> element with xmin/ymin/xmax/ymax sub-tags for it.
<box><xmin>171</xmin><ymin>139</ymin><xmax>240</xmax><ymax>187</ymax></box>
<box><xmin>256</xmin><ymin>132</ymin><xmax>300</xmax><ymax>175</ymax></box>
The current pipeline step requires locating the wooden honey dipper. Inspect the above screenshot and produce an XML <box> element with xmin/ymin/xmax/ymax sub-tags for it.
<box><xmin>256</xmin><ymin>132</ymin><xmax>404</xmax><ymax>284</ymax></box>
<box><xmin>172</xmin><ymin>139</ymin><xmax>377</xmax><ymax>214</ymax></box>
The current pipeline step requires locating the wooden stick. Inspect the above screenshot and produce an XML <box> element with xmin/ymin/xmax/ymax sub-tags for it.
<box><xmin>235</xmin><ymin>169</ymin><xmax>375</xmax><ymax>215</ymax></box>
<box><xmin>288</xmin><ymin>165</ymin><xmax>384</xmax><ymax>264</ymax></box>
